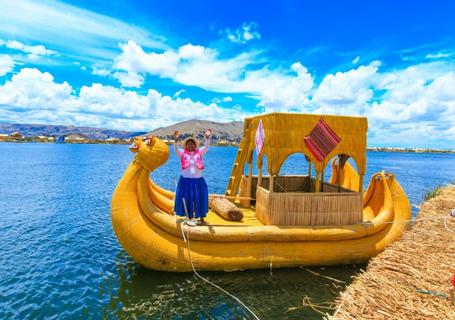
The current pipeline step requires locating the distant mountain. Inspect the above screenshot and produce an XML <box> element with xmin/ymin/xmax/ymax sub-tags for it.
<box><xmin>0</xmin><ymin>123</ymin><xmax>145</xmax><ymax>139</ymax></box>
<box><xmin>146</xmin><ymin>119</ymin><xmax>244</xmax><ymax>142</ymax></box>
<box><xmin>0</xmin><ymin>119</ymin><xmax>245</xmax><ymax>142</ymax></box>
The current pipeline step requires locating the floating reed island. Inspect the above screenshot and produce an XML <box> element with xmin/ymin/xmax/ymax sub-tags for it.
<box><xmin>332</xmin><ymin>185</ymin><xmax>455</xmax><ymax>320</ymax></box>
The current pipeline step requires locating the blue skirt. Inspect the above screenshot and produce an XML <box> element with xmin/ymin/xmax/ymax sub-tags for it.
<box><xmin>174</xmin><ymin>176</ymin><xmax>208</xmax><ymax>219</ymax></box>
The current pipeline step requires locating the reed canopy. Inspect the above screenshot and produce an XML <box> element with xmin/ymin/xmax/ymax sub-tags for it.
<box><xmin>244</xmin><ymin>113</ymin><xmax>368</xmax><ymax>177</ymax></box>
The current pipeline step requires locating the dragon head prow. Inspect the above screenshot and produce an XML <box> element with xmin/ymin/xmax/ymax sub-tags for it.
<box><xmin>129</xmin><ymin>136</ymin><xmax>170</xmax><ymax>171</ymax></box>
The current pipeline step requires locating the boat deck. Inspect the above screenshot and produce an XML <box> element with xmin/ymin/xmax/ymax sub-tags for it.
<box><xmin>204</xmin><ymin>207</ymin><xmax>265</xmax><ymax>226</ymax></box>
<box><xmin>202</xmin><ymin>206</ymin><xmax>375</xmax><ymax>226</ymax></box>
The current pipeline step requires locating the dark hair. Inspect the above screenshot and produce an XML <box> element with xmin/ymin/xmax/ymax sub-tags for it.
<box><xmin>185</xmin><ymin>139</ymin><xmax>196</xmax><ymax>146</ymax></box>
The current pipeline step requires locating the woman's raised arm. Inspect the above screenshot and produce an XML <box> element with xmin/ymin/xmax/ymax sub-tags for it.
<box><xmin>173</xmin><ymin>130</ymin><xmax>183</xmax><ymax>157</ymax></box>
<box><xmin>199</xmin><ymin>129</ymin><xmax>211</xmax><ymax>155</ymax></box>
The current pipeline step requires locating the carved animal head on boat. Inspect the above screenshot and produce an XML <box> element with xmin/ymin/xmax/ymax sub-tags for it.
<box><xmin>129</xmin><ymin>136</ymin><xmax>170</xmax><ymax>171</ymax></box>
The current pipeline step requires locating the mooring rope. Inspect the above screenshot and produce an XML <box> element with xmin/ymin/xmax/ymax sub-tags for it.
<box><xmin>180</xmin><ymin>199</ymin><xmax>261</xmax><ymax>320</ymax></box>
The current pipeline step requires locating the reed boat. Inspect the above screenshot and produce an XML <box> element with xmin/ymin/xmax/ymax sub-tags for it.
<box><xmin>111</xmin><ymin>113</ymin><xmax>412</xmax><ymax>272</ymax></box>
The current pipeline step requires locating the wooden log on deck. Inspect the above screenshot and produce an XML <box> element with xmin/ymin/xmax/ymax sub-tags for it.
<box><xmin>209</xmin><ymin>195</ymin><xmax>244</xmax><ymax>221</ymax></box>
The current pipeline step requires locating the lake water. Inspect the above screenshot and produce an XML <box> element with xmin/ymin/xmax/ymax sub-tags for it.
<box><xmin>1</xmin><ymin>143</ymin><xmax>454</xmax><ymax>319</ymax></box>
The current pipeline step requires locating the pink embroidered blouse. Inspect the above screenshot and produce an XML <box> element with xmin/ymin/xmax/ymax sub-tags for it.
<box><xmin>173</xmin><ymin>138</ymin><xmax>210</xmax><ymax>178</ymax></box>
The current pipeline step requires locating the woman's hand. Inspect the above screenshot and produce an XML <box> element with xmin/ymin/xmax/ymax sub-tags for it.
<box><xmin>173</xmin><ymin>130</ymin><xmax>180</xmax><ymax>140</ymax></box>
<box><xmin>205</xmin><ymin>129</ymin><xmax>212</xmax><ymax>139</ymax></box>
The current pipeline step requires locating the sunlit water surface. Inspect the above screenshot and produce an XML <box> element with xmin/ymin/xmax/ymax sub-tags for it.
<box><xmin>1</xmin><ymin>143</ymin><xmax>454</xmax><ymax>319</ymax></box>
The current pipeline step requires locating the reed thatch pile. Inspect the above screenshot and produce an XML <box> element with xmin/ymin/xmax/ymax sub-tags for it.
<box><xmin>332</xmin><ymin>185</ymin><xmax>455</xmax><ymax>320</ymax></box>
<box><xmin>209</xmin><ymin>196</ymin><xmax>244</xmax><ymax>221</ymax></box>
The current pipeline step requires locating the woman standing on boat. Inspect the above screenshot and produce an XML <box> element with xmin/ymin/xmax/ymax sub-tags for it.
<box><xmin>173</xmin><ymin>129</ymin><xmax>211</xmax><ymax>225</ymax></box>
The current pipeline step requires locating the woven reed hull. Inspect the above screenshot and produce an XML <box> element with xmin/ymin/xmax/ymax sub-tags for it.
<box><xmin>111</xmin><ymin>160</ymin><xmax>412</xmax><ymax>272</ymax></box>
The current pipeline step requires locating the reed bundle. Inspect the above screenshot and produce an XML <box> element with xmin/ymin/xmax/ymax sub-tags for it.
<box><xmin>332</xmin><ymin>185</ymin><xmax>455</xmax><ymax>320</ymax></box>
<box><xmin>209</xmin><ymin>195</ymin><xmax>244</xmax><ymax>221</ymax></box>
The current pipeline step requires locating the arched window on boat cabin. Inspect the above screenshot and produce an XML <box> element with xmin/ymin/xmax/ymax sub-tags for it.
<box><xmin>324</xmin><ymin>154</ymin><xmax>361</xmax><ymax>192</ymax></box>
<box><xmin>270</xmin><ymin>152</ymin><xmax>313</xmax><ymax>193</ymax></box>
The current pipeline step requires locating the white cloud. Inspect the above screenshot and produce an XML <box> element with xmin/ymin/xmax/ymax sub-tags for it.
<box><xmin>0</xmin><ymin>0</ymin><xmax>167</xmax><ymax>63</ymax></box>
<box><xmin>114</xmin><ymin>40</ymin><xmax>179</xmax><ymax>76</ymax></box>
<box><xmin>258</xmin><ymin>62</ymin><xmax>313</xmax><ymax>110</ymax></box>
<box><xmin>369</xmin><ymin>67</ymin><xmax>455</xmax><ymax>126</ymax></box>
<box><xmin>352</xmin><ymin>56</ymin><xmax>360</xmax><ymax>64</ymax></box>
<box><xmin>213</xmin><ymin>96</ymin><xmax>233</xmax><ymax>104</ymax></box>
<box><xmin>173</xmin><ymin>89</ymin><xmax>185</xmax><ymax>98</ymax></box>
<box><xmin>0</xmin><ymin>67</ymin><xmax>250</xmax><ymax>131</ymax></box>
<box><xmin>1</xmin><ymin>39</ymin><xmax>57</xmax><ymax>60</ymax></box>
<box><xmin>0</xmin><ymin>54</ymin><xmax>14</xmax><ymax>76</ymax></box>
<box><xmin>178</xmin><ymin>44</ymin><xmax>213</xmax><ymax>60</ymax></box>
<box><xmin>114</xmin><ymin>41</ymin><xmax>314</xmax><ymax>109</ymax></box>
<box><xmin>312</xmin><ymin>60</ymin><xmax>381</xmax><ymax>114</ymax></box>
<box><xmin>91</xmin><ymin>68</ymin><xmax>111</xmax><ymax>76</ymax></box>
<box><xmin>224</xmin><ymin>22</ymin><xmax>261</xmax><ymax>44</ymax></box>
<box><xmin>425</xmin><ymin>52</ymin><xmax>451</xmax><ymax>59</ymax></box>
<box><xmin>112</xmin><ymin>71</ymin><xmax>144</xmax><ymax>88</ymax></box>
<box><xmin>76</xmin><ymin>83</ymin><xmax>149</xmax><ymax>118</ymax></box>
<box><xmin>0</xmin><ymin>68</ymin><xmax>73</xmax><ymax>110</ymax></box>
<box><xmin>91</xmin><ymin>65</ymin><xmax>144</xmax><ymax>88</ymax></box>
<box><xmin>306</xmin><ymin>60</ymin><xmax>455</xmax><ymax>148</ymax></box>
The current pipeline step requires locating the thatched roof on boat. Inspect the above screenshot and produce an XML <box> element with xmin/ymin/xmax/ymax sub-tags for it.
<box><xmin>245</xmin><ymin>113</ymin><xmax>368</xmax><ymax>175</ymax></box>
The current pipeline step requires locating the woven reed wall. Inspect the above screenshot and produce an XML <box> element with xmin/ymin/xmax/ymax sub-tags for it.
<box><xmin>240</xmin><ymin>175</ymin><xmax>354</xmax><ymax>200</ymax></box>
<box><xmin>272</xmin><ymin>176</ymin><xmax>310</xmax><ymax>192</ymax></box>
<box><xmin>240</xmin><ymin>175</ymin><xmax>310</xmax><ymax>207</ymax></box>
<box><xmin>255</xmin><ymin>186</ymin><xmax>270</xmax><ymax>224</ymax></box>
<box><xmin>244</xmin><ymin>113</ymin><xmax>368</xmax><ymax>176</ymax></box>
<box><xmin>255</xmin><ymin>187</ymin><xmax>362</xmax><ymax>226</ymax></box>
<box><xmin>239</xmin><ymin>175</ymin><xmax>264</xmax><ymax>207</ymax></box>
<box><xmin>239</xmin><ymin>176</ymin><xmax>251</xmax><ymax>207</ymax></box>
<box><xmin>321</xmin><ymin>181</ymin><xmax>354</xmax><ymax>193</ymax></box>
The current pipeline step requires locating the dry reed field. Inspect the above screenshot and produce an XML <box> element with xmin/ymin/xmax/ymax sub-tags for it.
<box><xmin>332</xmin><ymin>185</ymin><xmax>455</xmax><ymax>320</ymax></box>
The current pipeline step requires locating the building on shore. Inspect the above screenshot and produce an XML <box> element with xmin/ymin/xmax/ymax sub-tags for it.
<box><xmin>36</xmin><ymin>135</ymin><xmax>49</xmax><ymax>142</ymax></box>
<box><xmin>65</xmin><ymin>133</ymin><xmax>87</xmax><ymax>143</ymax></box>
<box><xmin>33</xmin><ymin>136</ymin><xmax>55</xmax><ymax>142</ymax></box>
<box><xmin>9</xmin><ymin>131</ymin><xmax>24</xmax><ymax>140</ymax></box>
<box><xmin>106</xmin><ymin>137</ymin><xmax>120</xmax><ymax>144</ymax></box>
<box><xmin>0</xmin><ymin>133</ymin><xmax>8</xmax><ymax>141</ymax></box>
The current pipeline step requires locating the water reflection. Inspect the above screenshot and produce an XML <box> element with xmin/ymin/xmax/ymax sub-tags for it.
<box><xmin>104</xmin><ymin>252</ymin><xmax>364</xmax><ymax>319</ymax></box>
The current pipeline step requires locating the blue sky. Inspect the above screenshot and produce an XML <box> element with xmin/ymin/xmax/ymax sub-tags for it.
<box><xmin>0</xmin><ymin>0</ymin><xmax>455</xmax><ymax>148</ymax></box>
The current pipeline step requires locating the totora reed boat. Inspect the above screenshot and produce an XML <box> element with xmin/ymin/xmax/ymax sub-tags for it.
<box><xmin>111</xmin><ymin>113</ymin><xmax>412</xmax><ymax>272</ymax></box>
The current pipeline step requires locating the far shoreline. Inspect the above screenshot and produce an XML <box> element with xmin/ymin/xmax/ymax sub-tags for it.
<box><xmin>366</xmin><ymin>147</ymin><xmax>455</xmax><ymax>154</ymax></box>
<box><xmin>1</xmin><ymin>140</ymin><xmax>454</xmax><ymax>154</ymax></box>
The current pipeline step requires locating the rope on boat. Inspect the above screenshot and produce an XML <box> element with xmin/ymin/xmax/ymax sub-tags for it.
<box><xmin>181</xmin><ymin>199</ymin><xmax>261</xmax><ymax>320</ymax></box>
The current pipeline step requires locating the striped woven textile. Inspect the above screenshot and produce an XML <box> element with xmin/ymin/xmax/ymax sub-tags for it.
<box><xmin>304</xmin><ymin>118</ymin><xmax>341</xmax><ymax>161</ymax></box>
